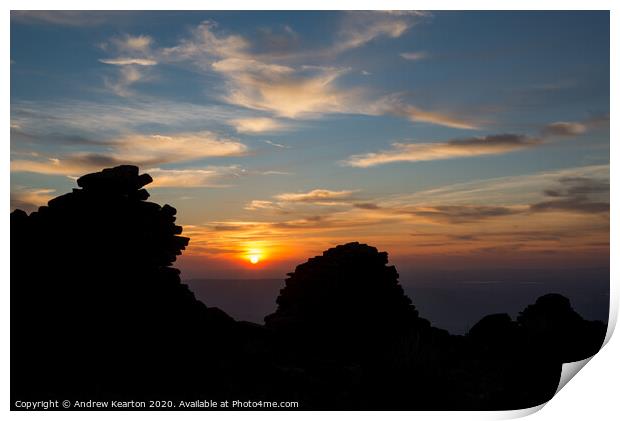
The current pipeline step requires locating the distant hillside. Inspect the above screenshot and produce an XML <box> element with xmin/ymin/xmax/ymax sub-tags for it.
<box><xmin>186</xmin><ymin>267</ymin><xmax>609</xmax><ymax>334</ymax></box>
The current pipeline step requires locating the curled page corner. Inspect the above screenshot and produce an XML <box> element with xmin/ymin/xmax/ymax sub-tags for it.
<box><xmin>506</xmin><ymin>357</ymin><xmax>596</xmax><ymax>419</ymax></box>
<box><xmin>499</xmin><ymin>402</ymin><xmax>547</xmax><ymax>419</ymax></box>
<box><xmin>552</xmin><ymin>301</ymin><xmax>616</xmax><ymax>400</ymax></box>
<box><xmin>555</xmin><ymin>356</ymin><xmax>594</xmax><ymax>396</ymax></box>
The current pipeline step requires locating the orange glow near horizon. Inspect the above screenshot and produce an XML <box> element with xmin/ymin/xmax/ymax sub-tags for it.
<box><xmin>177</xmin><ymin>205</ymin><xmax>609</xmax><ymax>275</ymax></box>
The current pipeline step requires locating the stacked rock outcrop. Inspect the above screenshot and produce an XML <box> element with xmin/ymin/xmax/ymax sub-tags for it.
<box><xmin>11</xmin><ymin>165</ymin><xmax>236</xmax><ymax>402</ymax></box>
<box><xmin>265</xmin><ymin>242</ymin><xmax>429</xmax><ymax>361</ymax></box>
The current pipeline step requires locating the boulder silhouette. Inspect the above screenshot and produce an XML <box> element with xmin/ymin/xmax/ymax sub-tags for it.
<box><xmin>265</xmin><ymin>242</ymin><xmax>427</xmax><ymax>361</ymax></box>
<box><xmin>517</xmin><ymin>293</ymin><xmax>607</xmax><ymax>362</ymax></box>
<box><xmin>263</xmin><ymin>242</ymin><xmax>442</xmax><ymax>409</ymax></box>
<box><xmin>461</xmin><ymin>294</ymin><xmax>608</xmax><ymax>409</ymax></box>
<box><xmin>11</xmin><ymin>165</ymin><xmax>239</xmax><ymax>402</ymax></box>
<box><xmin>468</xmin><ymin>313</ymin><xmax>519</xmax><ymax>354</ymax></box>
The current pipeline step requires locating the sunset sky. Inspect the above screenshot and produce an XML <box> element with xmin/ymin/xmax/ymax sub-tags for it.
<box><xmin>10</xmin><ymin>11</ymin><xmax>609</xmax><ymax>279</ymax></box>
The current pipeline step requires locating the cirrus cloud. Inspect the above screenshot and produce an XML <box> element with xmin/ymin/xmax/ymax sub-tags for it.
<box><xmin>345</xmin><ymin>134</ymin><xmax>541</xmax><ymax>167</ymax></box>
<box><xmin>11</xmin><ymin>187</ymin><xmax>57</xmax><ymax>212</ymax></box>
<box><xmin>100</xmin><ymin>34</ymin><xmax>157</xmax><ymax>96</ymax></box>
<box><xmin>400</xmin><ymin>51</ymin><xmax>428</xmax><ymax>61</ymax></box>
<box><xmin>331</xmin><ymin>11</ymin><xmax>428</xmax><ymax>54</ymax></box>
<box><xmin>367</xmin><ymin>94</ymin><xmax>478</xmax><ymax>129</ymax></box>
<box><xmin>11</xmin><ymin>131</ymin><xmax>248</xmax><ymax>177</ymax></box>
<box><xmin>148</xmin><ymin>15</ymin><xmax>474</xmax><ymax>128</ymax></box>
<box><xmin>542</xmin><ymin>121</ymin><xmax>587</xmax><ymax>137</ymax></box>
<box><xmin>275</xmin><ymin>189</ymin><xmax>356</xmax><ymax>203</ymax></box>
<box><xmin>230</xmin><ymin>117</ymin><xmax>287</xmax><ymax>133</ymax></box>
<box><xmin>147</xmin><ymin>166</ymin><xmax>247</xmax><ymax>188</ymax></box>
<box><xmin>99</xmin><ymin>58</ymin><xmax>158</xmax><ymax>66</ymax></box>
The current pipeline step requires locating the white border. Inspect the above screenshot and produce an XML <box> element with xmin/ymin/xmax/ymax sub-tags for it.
<box><xmin>3</xmin><ymin>1</ymin><xmax>617</xmax><ymax>420</ymax></box>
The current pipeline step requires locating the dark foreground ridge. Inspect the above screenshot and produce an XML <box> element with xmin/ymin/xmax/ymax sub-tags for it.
<box><xmin>11</xmin><ymin>166</ymin><xmax>607</xmax><ymax>410</ymax></box>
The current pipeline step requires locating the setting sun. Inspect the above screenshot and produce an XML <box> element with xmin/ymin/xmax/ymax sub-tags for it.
<box><xmin>245</xmin><ymin>248</ymin><xmax>264</xmax><ymax>265</ymax></box>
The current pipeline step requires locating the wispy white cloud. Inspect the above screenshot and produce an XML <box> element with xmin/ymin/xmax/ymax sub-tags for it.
<box><xmin>147</xmin><ymin>166</ymin><xmax>246</xmax><ymax>188</ymax></box>
<box><xmin>371</xmin><ymin>165</ymin><xmax>610</xmax><ymax>222</ymax></box>
<box><xmin>382</xmin><ymin>165</ymin><xmax>609</xmax><ymax>207</ymax></box>
<box><xmin>217</xmin><ymin>61</ymin><xmax>359</xmax><ymax>118</ymax></box>
<box><xmin>400</xmin><ymin>51</ymin><xmax>428</xmax><ymax>61</ymax></box>
<box><xmin>99</xmin><ymin>58</ymin><xmax>158</xmax><ymax>66</ymax></box>
<box><xmin>331</xmin><ymin>11</ymin><xmax>428</xmax><ymax>54</ymax></box>
<box><xmin>11</xmin><ymin>158</ymin><xmax>96</xmax><ymax>176</ymax></box>
<box><xmin>146</xmin><ymin>20</ymin><xmax>362</xmax><ymax>118</ymax></box>
<box><xmin>161</xmin><ymin>20</ymin><xmax>248</xmax><ymax>62</ymax></box>
<box><xmin>244</xmin><ymin>200</ymin><xmax>280</xmax><ymax>211</ymax></box>
<box><xmin>542</xmin><ymin>121</ymin><xmax>587</xmax><ymax>137</ymax></box>
<box><xmin>11</xmin><ymin>98</ymin><xmax>247</xmax><ymax>135</ymax></box>
<box><xmin>245</xmin><ymin>188</ymin><xmax>357</xmax><ymax>212</ymax></box>
<box><xmin>399</xmin><ymin>104</ymin><xmax>477</xmax><ymax>129</ymax></box>
<box><xmin>11</xmin><ymin>131</ymin><xmax>248</xmax><ymax>177</ymax></box>
<box><xmin>76</xmin><ymin>13</ymin><xmax>473</xmax><ymax>129</ymax></box>
<box><xmin>145</xmin><ymin>15</ymin><xmax>470</xmax><ymax>128</ymax></box>
<box><xmin>254</xmin><ymin>164</ymin><xmax>606</xmax><ymax>208</ymax></box>
<box><xmin>11</xmin><ymin>187</ymin><xmax>56</xmax><ymax>212</ymax></box>
<box><xmin>344</xmin><ymin>115</ymin><xmax>601</xmax><ymax>168</ymax></box>
<box><xmin>230</xmin><ymin>117</ymin><xmax>287</xmax><ymax>133</ymax></box>
<box><xmin>108</xmin><ymin>34</ymin><xmax>154</xmax><ymax>54</ymax></box>
<box><xmin>103</xmin><ymin>65</ymin><xmax>149</xmax><ymax>97</ymax></box>
<box><xmin>275</xmin><ymin>189</ymin><xmax>356</xmax><ymax>204</ymax></box>
<box><xmin>113</xmin><ymin>132</ymin><xmax>247</xmax><ymax>164</ymax></box>
<box><xmin>345</xmin><ymin>134</ymin><xmax>540</xmax><ymax>167</ymax></box>
<box><xmin>367</xmin><ymin>94</ymin><xmax>478</xmax><ymax>129</ymax></box>
<box><xmin>99</xmin><ymin>35</ymin><xmax>157</xmax><ymax>96</ymax></box>
<box><xmin>264</xmin><ymin>140</ymin><xmax>289</xmax><ymax>149</ymax></box>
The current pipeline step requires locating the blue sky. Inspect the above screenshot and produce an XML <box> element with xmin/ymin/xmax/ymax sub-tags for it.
<box><xmin>10</xmin><ymin>11</ymin><xmax>609</xmax><ymax>278</ymax></box>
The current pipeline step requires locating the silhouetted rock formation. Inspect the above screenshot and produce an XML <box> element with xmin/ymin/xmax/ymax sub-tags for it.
<box><xmin>10</xmin><ymin>166</ymin><xmax>607</xmax><ymax>410</ymax></box>
<box><xmin>461</xmin><ymin>295</ymin><xmax>607</xmax><ymax>409</ymax></box>
<box><xmin>265</xmin><ymin>243</ymin><xmax>429</xmax><ymax>359</ymax></box>
<box><xmin>469</xmin><ymin>313</ymin><xmax>517</xmax><ymax>348</ymax></box>
<box><xmin>263</xmin><ymin>243</ymin><xmax>446</xmax><ymax>408</ymax></box>
<box><xmin>517</xmin><ymin>293</ymin><xmax>607</xmax><ymax>362</ymax></box>
<box><xmin>11</xmin><ymin>165</ymin><xmax>240</xmax><ymax>402</ymax></box>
